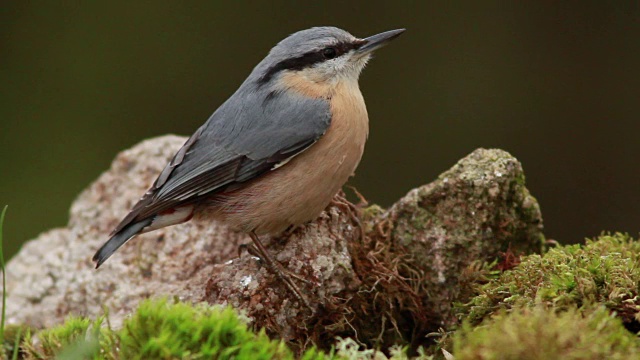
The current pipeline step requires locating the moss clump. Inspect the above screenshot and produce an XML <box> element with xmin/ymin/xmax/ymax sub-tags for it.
<box><xmin>21</xmin><ymin>315</ymin><xmax>113</xmax><ymax>359</ymax></box>
<box><xmin>13</xmin><ymin>298</ymin><xmax>431</xmax><ymax>359</ymax></box>
<box><xmin>453</xmin><ymin>306</ymin><xmax>640</xmax><ymax>360</ymax></box>
<box><xmin>461</xmin><ymin>233</ymin><xmax>640</xmax><ymax>329</ymax></box>
<box><xmin>361</xmin><ymin>204</ymin><xmax>385</xmax><ymax>222</ymax></box>
<box><xmin>19</xmin><ymin>299</ymin><xmax>313</xmax><ymax>360</ymax></box>
<box><xmin>119</xmin><ymin>300</ymin><xmax>299</xmax><ymax>359</ymax></box>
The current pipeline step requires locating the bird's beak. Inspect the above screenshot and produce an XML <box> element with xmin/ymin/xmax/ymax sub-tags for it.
<box><xmin>356</xmin><ymin>28</ymin><xmax>406</xmax><ymax>54</ymax></box>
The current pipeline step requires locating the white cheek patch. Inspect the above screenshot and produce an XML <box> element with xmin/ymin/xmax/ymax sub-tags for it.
<box><xmin>319</xmin><ymin>53</ymin><xmax>371</xmax><ymax>82</ymax></box>
<box><xmin>309</xmin><ymin>55</ymin><xmax>353</xmax><ymax>80</ymax></box>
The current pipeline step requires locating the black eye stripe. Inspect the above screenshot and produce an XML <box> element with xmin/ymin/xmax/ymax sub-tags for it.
<box><xmin>330</xmin><ymin>41</ymin><xmax>364</xmax><ymax>58</ymax></box>
<box><xmin>258</xmin><ymin>40</ymin><xmax>365</xmax><ymax>85</ymax></box>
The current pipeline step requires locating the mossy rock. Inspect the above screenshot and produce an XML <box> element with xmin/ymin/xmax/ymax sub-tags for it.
<box><xmin>453</xmin><ymin>306</ymin><xmax>640</xmax><ymax>360</ymax></box>
<box><xmin>8</xmin><ymin>234</ymin><xmax>640</xmax><ymax>359</ymax></box>
<box><xmin>459</xmin><ymin>233</ymin><xmax>640</xmax><ymax>330</ymax></box>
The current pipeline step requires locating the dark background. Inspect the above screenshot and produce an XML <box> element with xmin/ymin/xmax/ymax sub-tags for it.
<box><xmin>2</xmin><ymin>2</ymin><xmax>639</xmax><ymax>259</ymax></box>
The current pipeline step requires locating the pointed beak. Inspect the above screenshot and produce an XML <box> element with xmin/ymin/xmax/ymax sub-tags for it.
<box><xmin>356</xmin><ymin>28</ymin><xmax>406</xmax><ymax>54</ymax></box>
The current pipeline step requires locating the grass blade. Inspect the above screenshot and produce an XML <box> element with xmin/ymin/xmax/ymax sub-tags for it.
<box><xmin>0</xmin><ymin>205</ymin><xmax>7</xmax><ymax>346</ymax></box>
<box><xmin>11</xmin><ymin>327</ymin><xmax>21</xmax><ymax>360</ymax></box>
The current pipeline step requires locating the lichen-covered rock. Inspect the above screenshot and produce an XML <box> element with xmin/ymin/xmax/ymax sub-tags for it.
<box><xmin>2</xmin><ymin>137</ymin><xmax>544</xmax><ymax>352</ymax></box>
<box><xmin>202</xmin><ymin>205</ymin><xmax>362</xmax><ymax>340</ymax></box>
<box><xmin>336</xmin><ymin>149</ymin><xmax>544</xmax><ymax>349</ymax></box>
<box><xmin>387</xmin><ymin>149</ymin><xmax>544</xmax><ymax>329</ymax></box>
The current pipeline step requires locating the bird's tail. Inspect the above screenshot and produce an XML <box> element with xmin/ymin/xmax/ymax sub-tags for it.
<box><xmin>92</xmin><ymin>218</ymin><xmax>152</xmax><ymax>268</ymax></box>
<box><xmin>93</xmin><ymin>205</ymin><xmax>194</xmax><ymax>268</ymax></box>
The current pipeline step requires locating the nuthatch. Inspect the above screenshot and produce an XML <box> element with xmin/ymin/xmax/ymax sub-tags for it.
<box><xmin>93</xmin><ymin>26</ymin><xmax>405</xmax><ymax>306</ymax></box>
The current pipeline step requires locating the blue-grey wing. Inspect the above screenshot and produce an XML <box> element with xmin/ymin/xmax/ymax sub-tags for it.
<box><xmin>111</xmin><ymin>89</ymin><xmax>331</xmax><ymax>234</ymax></box>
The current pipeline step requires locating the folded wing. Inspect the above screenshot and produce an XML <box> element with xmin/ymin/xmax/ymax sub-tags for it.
<box><xmin>110</xmin><ymin>88</ymin><xmax>331</xmax><ymax>235</ymax></box>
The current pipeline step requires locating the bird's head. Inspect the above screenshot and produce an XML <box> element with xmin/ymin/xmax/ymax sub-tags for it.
<box><xmin>252</xmin><ymin>27</ymin><xmax>405</xmax><ymax>96</ymax></box>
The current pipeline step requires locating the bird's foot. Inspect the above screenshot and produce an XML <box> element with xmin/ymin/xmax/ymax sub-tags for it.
<box><xmin>247</xmin><ymin>232</ymin><xmax>314</xmax><ymax>312</ymax></box>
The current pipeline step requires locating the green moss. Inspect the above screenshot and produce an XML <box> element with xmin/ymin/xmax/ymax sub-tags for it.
<box><xmin>22</xmin><ymin>315</ymin><xmax>113</xmax><ymax>359</ymax></box>
<box><xmin>119</xmin><ymin>300</ymin><xmax>296</xmax><ymax>360</ymax></box>
<box><xmin>407</xmin><ymin>207</ymin><xmax>435</xmax><ymax>232</ymax></box>
<box><xmin>12</xmin><ymin>299</ymin><xmax>430</xmax><ymax>359</ymax></box>
<box><xmin>16</xmin><ymin>300</ymin><xmax>306</xmax><ymax>360</ymax></box>
<box><xmin>460</xmin><ymin>233</ymin><xmax>640</xmax><ymax>327</ymax></box>
<box><xmin>361</xmin><ymin>204</ymin><xmax>385</xmax><ymax>222</ymax></box>
<box><xmin>453</xmin><ymin>306</ymin><xmax>640</xmax><ymax>360</ymax></box>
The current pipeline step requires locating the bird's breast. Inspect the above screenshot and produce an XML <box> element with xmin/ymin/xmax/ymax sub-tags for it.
<box><xmin>326</xmin><ymin>80</ymin><xmax>370</xmax><ymax>158</ymax></box>
<box><xmin>289</xmin><ymin>79</ymin><xmax>370</xmax><ymax>188</ymax></box>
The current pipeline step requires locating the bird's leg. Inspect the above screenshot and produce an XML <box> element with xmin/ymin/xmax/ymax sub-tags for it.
<box><xmin>238</xmin><ymin>241</ymin><xmax>312</xmax><ymax>285</ymax></box>
<box><xmin>237</xmin><ymin>243</ymin><xmax>261</xmax><ymax>259</ymax></box>
<box><xmin>249</xmin><ymin>231</ymin><xmax>312</xmax><ymax>311</ymax></box>
<box><xmin>238</xmin><ymin>244</ymin><xmax>313</xmax><ymax>285</ymax></box>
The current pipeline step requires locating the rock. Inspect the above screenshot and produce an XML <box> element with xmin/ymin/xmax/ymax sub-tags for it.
<box><xmin>2</xmin><ymin>136</ymin><xmax>544</xmax><ymax>351</ymax></box>
<box><xmin>387</xmin><ymin>149</ymin><xmax>544</xmax><ymax>329</ymax></box>
<box><xmin>322</xmin><ymin>149</ymin><xmax>544</xmax><ymax>349</ymax></box>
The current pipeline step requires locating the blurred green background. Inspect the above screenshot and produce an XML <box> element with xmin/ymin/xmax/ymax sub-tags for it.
<box><xmin>2</xmin><ymin>2</ymin><xmax>639</xmax><ymax>259</ymax></box>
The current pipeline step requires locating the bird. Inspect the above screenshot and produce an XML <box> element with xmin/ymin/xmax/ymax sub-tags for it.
<box><xmin>93</xmin><ymin>26</ymin><xmax>405</xmax><ymax>307</ymax></box>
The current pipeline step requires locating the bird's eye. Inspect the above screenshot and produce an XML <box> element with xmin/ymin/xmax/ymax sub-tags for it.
<box><xmin>323</xmin><ymin>47</ymin><xmax>337</xmax><ymax>59</ymax></box>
